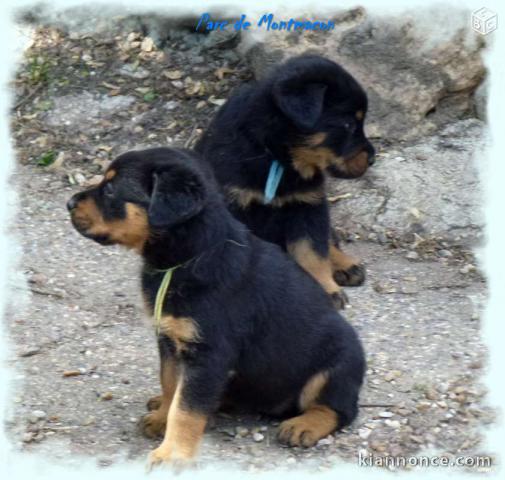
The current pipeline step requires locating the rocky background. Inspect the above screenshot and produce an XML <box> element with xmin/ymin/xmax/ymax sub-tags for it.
<box><xmin>6</xmin><ymin>4</ymin><xmax>493</xmax><ymax>473</ymax></box>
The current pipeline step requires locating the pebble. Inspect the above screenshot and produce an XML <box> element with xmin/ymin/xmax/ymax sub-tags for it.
<box><xmin>252</xmin><ymin>432</ymin><xmax>264</xmax><ymax>442</ymax></box>
<box><xmin>438</xmin><ymin>249</ymin><xmax>453</xmax><ymax>258</ymax></box>
<box><xmin>235</xmin><ymin>426</ymin><xmax>249</xmax><ymax>438</ymax></box>
<box><xmin>406</xmin><ymin>251</ymin><xmax>419</xmax><ymax>260</ymax></box>
<box><xmin>460</xmin><ymin>264</ymin><xmax>476</xmax><ymax>274</ymax></box>
<box><xmin>378</xmin><ymin>411</ymin><xmax>394</xmax><ymax>418</ymax></box>
<box><xmin>286</xmin><ymin>457</ymin><xmax>297</xmax><ymax>465</ymax></box>
<box><xmin>22</xmin><ymin>432</ymin><xmax>35</xmax><ymax>443</ymax></box>
<box><xmin>358</xmin><ymin>428</ymin><xmax>372</xmax><ymax>439</ymax></box>
<box><xmin>164</xmin><ymin>101</ymin><xmax>180</xmax><ymax>111</ymax></box>
<box><xmin>100</xmin><ymin>392</ymin><xmax>114</xmax><ymax>401</ymax></box>
<box><xmin>425</xmin><ymin>388</ymin><xmax>438</xmax><ymax>400</ymax></box>
<box><xmin>385</xmin><ymin>419</ymin><xmax>401</xmax><ymax>428</ymax></box>
<box><xmin>384</xmin><ymin>370</ymin><xmax>402</xmax><ymax>382</ymax></box>
<box><xmin>19</xmin><ymin>346</ymin><xmax>41</xmax><ymax>357</ymax></box>
<box><xmin>29</xmin><ymin>410</ymin><xmax>47</xmax><ymax>423</ymax></box>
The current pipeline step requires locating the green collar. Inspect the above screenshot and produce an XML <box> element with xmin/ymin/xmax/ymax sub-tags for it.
<box><xmin>153</xmin><ymin>265</ymin><xmax>180</xmax><ymax>335</ymax></box>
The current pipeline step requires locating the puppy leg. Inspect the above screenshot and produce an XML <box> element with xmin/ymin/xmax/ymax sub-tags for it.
<box><xmin>279</xmin><ymin>345</ymin><xmax>363</xmax><ymax>448</ymax></box>
<box><xmin>287</xmin><ymin>239</ymin><xmax>348</xmax><ymax>309</ymax></box>
<box><xmin>147</xmin><ymin>352</ymin><xmax>231</xmax><ymax>468</ymax></box>
<box><xmin>141</xmin><ymin>339</ymin><xmax>178</xmax><ymax>438</ymax></box>
<box><xmin>330</xmin><ymin>244</ymin><xmax>365</xmax><ymax>287</ymax></box>
<box><xmin>147</xmin><ymin>374</ymin><xmax>207</xmax><ymax>469</ymax></box>
<box><xmin>278</xmin><ymin>372</ymin><xmax>338</xmax><ymax>447</ymax></box>
<box><xmin>330</xmin><ymin>228</ymin><xmax>365</xmax><ymax>286</ymax></box>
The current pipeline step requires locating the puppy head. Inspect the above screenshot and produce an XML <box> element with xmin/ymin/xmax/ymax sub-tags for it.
<box><xmin>67</xmin><ymin>148</ymin><xmax>207</xmax><ymax>253</ymax></box>
<box><xmin>271</xmin><ymin>55</ymin><xmax>375</xmax><ymax>180</ymax></box>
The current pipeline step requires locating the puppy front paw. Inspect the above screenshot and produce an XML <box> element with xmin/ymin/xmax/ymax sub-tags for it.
<box><xmin>146</xmin><ymin>445</ymin><xmax>195</xmax><ymax>472</ymax></box>
<box><xmin>146</xmin><ymin>395</ymin><xmax>163</xmax><ymax>411</ymax></box>
<box><xmin>333</xmin><ymin>263</ymin><xmax>365</xmax><ymax>287</ymax></box>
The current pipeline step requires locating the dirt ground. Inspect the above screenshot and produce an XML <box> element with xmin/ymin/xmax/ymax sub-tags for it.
<box><xmin>5</xmin><ymin>24</ymin><xmax>494</xmax><ymax>472</ymax></box>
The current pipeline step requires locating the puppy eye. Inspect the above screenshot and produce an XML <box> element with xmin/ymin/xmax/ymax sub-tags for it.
<box><xmin>104</xmin><ymin>182</ymin><xmax>114</xmax><ymax>197</ymax></box>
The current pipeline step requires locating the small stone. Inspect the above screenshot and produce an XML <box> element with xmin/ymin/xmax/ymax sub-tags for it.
<box><xmin>100</xmin><ymin>392</ymin><xmax>114</xmax><ymax>401</ymax></box>
<box><xmin>235</xmin><ymin>426</ymin><xmax>249</xmax><ymax>437</ymax></box>
<box><xmin>22</xmin><ymin>432</ymin><xmax>35</xmax><ymax>443</ymax></box>
<box><xmin>358</xmin><ymin>428</ymin><xmax>372</xmax><ymax>439</ymax></box>
<box><xmin>28</xmin><ymin>410</ymin><xmax>47</xmax><ymax>423</ymax></box>
<box><xmin>438</xmin><ymin>249</ymin><xmax>453</xmax><ymax>258</ymax></box>
<box><xmin>141</xmin><ymin>37</ymin><xmax>155</xmax><ymax>52</ymax></box>
<box><xmin>74</xmin><ymin>172</ymin><xmax>86</xmax><ymax>185</ymax></box>
<box><xmin>385</xmin><ymin>419</ymin><xmax>401</xmax><ymax>428</ymax></box>
<box><xmin>317</xmin><ymin>437</ymin><xmax>333</xmax><ymax>446</ymax></box>
<box><xmin>384</xmin><ymin>370</ymin><xmax>402</xmax><ymax>382</ymax></box>
<box><xmin>163</xmin><ymin>70</ymin><xmax>183</xmax><ymax>80</ymax></box>
<box><xmin>406</xmin><ymin>251</ymin><xmax>419</xmax><ymax>260</ymax></box>
<box><xmin>164</xmin><ymin>100</ymin><xmax>179</xmax><ymax>111</ymax></box>
<box><xmin>82</xmin><ymin>416</ymin><xmax>96</xmax><ymax>426</ymax></box>
<box><xmin>369</xmin><ymin>439</ymin><xmax>387</xmax><ymax>452</ymax></box>
<box><xmin>19</xmin><ymin>346</ymin><xmax>41</xmax><ymax>357</ymax></box>
<box><xmin>469</xmin><ymin>359</ymin><xmax>483</xmax><ymax>369</ymax></box>
<box><xmin>416</xmin><ymin>401</ymin><xmax>431</xmax><ymax>412</ymax></box>
<box><xmin>286</xmin><ymin>457</ymin><xmax>297</xmax><ymax>465</ymax></box>
<box><xmin>252</xmin><ymin>432</ymin><xmax>264</xmax><ymax>442</ymax></box>
<box><xmin>425</xmin><ymin>388</ymin><xmax>438</xmax><ymax>400</ymax></box>
<box><xmin>460</xmin><ymin>264</ymin><xmax>476</xmax><ymax>274</ymax></box>
<box><xmin>378</xmin><ymin>411</ymin><xmax>394</xmax><ymax>418</ymax></box>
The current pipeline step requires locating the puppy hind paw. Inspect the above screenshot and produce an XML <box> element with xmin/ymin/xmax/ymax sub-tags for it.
<box><xmin>330</xmin><ymin>290</ymin><xmax>348</xmax><ymax>310</ymax></box>
<box><xmin>139</xmin><ymin>411</ymin><xmax>166</xmax><ymax>439</ymax></box>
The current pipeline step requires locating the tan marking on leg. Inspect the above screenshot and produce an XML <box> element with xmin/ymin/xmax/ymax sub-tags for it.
<box><xmin>147</xmin><ymin>375</ymin><xmax>207</xmax><ymax>467</ymax></box>
<box><xmin>329</xmin><ymin>245</ymin><xmax>359</xmax><ymax>272</ymax></box>
<box><xmin>141</xmin><ymin>359</ymin><xmax>178</xmax><ymax>438</ymax></box>
<box><xmin>278</xmin><ymin>405</ymin><xmax>338</xmax><ymax>447</ymax></box>
<box><xmin>158</xmin><ymin>316</ymin><xmax>200</xmax><ymax>354</ymax></box>
<box><xmin>226</xmin><ymin>186</ymin><xmax>324</xmax><ymax>209</ymax></box>
<box><xmin>299</xmin><ymin>371</ymin><xmax>329</xmax><ymax>410</ymax></box>
<box><xmin>287</xmin><ymin>239</ymin><xmax>342</xmax><ymax>295</ymax></box>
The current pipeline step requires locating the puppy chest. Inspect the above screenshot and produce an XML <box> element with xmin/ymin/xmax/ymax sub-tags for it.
<box><xmin>157</xmin><ymin>315</ymin><xmax>200</xmax><ymax>353</ymax></box>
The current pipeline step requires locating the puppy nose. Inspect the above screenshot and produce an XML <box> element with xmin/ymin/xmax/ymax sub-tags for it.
<box><xmin>67</xmin><ymin>196</ymin><xmax>78</xmax><ymax>212</ymax></box>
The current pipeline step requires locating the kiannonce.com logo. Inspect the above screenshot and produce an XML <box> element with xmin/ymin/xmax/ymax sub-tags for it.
<box><xmin>358</xmin><ymin>451</ymin><xmax>493</xmax><ymax>469</ymax></box>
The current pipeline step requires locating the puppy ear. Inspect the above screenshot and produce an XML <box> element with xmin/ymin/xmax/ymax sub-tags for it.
<box><xmin>273</xmin><ymin>82</ymin><xmax>327</xmax><ymax>130</ymax></box>
<box><xmin>148</xmin><ymin>168</ymin><xmax>206</xmax><ymax>228</ymax></box>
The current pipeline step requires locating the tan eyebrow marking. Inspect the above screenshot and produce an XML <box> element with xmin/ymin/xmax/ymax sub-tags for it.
<box><xmin>104</xmin><ymin>169</ymin><xmax>116</xmax><ymax>181</ymax></box>
<box><xmin>355</xmin><ymin>110</ymin><xmax>364</xmax><ymax>120</ymax></box>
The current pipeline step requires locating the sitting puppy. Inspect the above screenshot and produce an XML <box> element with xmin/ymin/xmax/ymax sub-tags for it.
<box><xmin>67</xmin><ymin>147</ymin><xmax>365</xmax><ymax>467</ymax></box>
<box><xmin>196</xmin><ymin>54</ymin><xmax>375</xmax><ymax>308</ymax></box>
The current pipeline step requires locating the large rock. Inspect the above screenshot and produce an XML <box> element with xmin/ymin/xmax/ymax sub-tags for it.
<box><xmin>241</xmin><ymin>7</ymin><xmax>486</xmax><ymax>142</ymax></box>
<box><xmin>327</xmin><ymin>119</ymin><xmax>486</xmax><ymax>245</ymax></box>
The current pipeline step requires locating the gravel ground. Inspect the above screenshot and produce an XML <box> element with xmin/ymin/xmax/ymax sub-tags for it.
<box><xmin>5</xmin><ymin>24</ymin><xmax>494</xmax><ymax>472</ymax></box>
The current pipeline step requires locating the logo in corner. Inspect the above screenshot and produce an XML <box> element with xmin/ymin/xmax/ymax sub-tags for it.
<box><xmin>472</xmin><ymin>7</ymin><xmax>497</xmax><ymax>35</ymax></box>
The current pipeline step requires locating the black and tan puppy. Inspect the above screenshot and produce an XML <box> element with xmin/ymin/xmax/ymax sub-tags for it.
<box><xmin>196</xmin><ymin>54</ymin><xmax>375</xmax><ymax>308</ymax></box>
<box><xmin>67</xmin><ymin>147</ymin><xmax>365</xmax><ymax>467</ymax></box>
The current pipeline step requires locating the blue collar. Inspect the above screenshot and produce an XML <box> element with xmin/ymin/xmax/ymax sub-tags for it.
<box><xmin>264</xmin><ymin>160</ymin><xmax>284</xmax><ymax>204</ymax></box>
